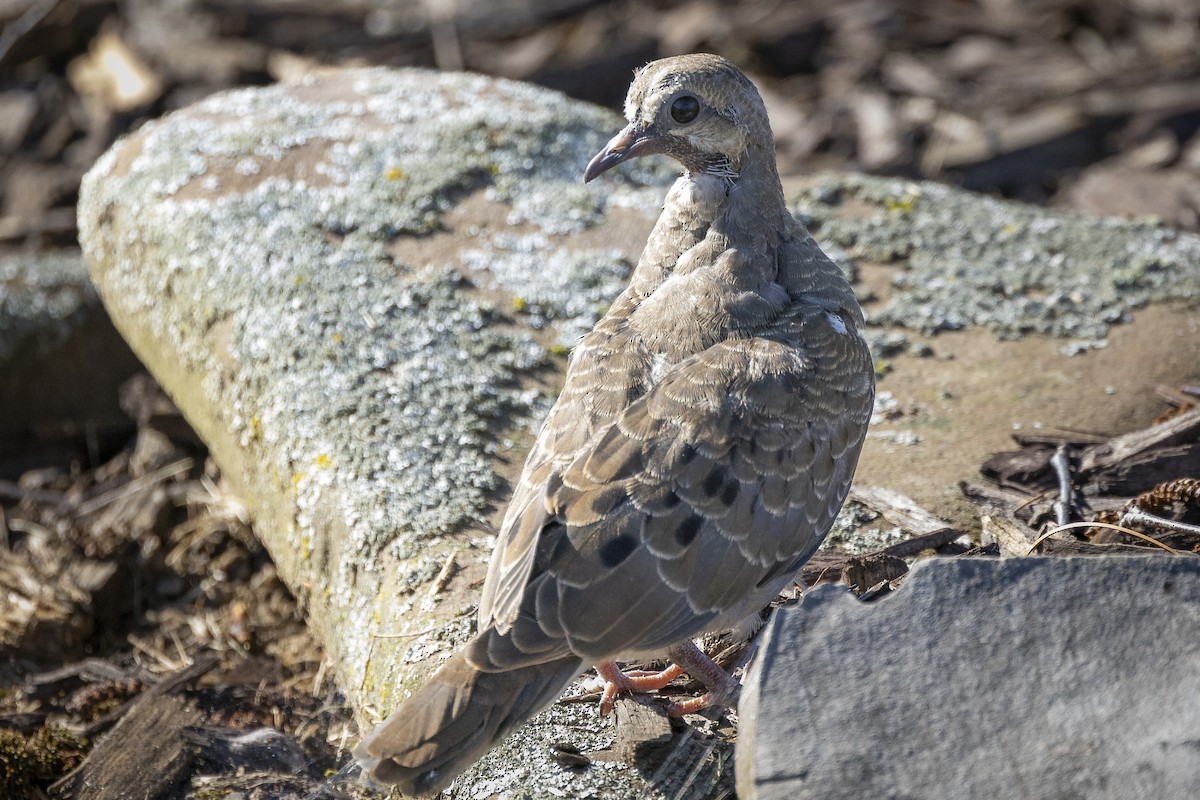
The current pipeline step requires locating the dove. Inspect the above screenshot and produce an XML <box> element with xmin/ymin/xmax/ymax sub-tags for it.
<box><xmin>355</xmin><ymin>53</ymin><xmax>875</xmax><ymax>797</ymax></box>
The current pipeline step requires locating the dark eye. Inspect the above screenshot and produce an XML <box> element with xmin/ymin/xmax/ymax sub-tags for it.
<box><xmin>670</xmin><ymin>95</ymin><xmax>700</xmax><ymax>124</ymax></box>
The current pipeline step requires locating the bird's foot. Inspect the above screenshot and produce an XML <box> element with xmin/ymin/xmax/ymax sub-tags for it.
<box><xmin>594</xmin><ymin>640</ymin><xmax>741</xmax><ymax>717</ymax></box>
<box><xmin>661</xmin><ymin>640</ymin><xmax>740</xmax><ymax>717</ymax></box>
<box><xmin>595</xmin><ymin>660</ymin><xmax>685</xmax><ymax>716</ymax></box>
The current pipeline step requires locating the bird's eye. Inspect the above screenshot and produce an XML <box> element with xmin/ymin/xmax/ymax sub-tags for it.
<box><xmin>670</xmin><ymin>95</ymin><xmax>700</xmax><ymax>124</ymax></box>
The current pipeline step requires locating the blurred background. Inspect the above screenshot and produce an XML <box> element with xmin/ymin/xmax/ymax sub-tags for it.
<box><xmin>2</xmin><ymin>0</ymin><xmax>1200</xmax><ymax>257</ymax></box>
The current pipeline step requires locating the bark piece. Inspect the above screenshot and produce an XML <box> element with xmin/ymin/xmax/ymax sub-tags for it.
<box><xmin>51</xmin><ymin>693</ymin><xmax>202</xmax><ymax>800</ymax></box>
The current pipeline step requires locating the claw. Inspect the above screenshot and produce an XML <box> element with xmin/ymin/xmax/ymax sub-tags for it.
<box><xmin>595</xmin><ymin>661</ymin><xmax>685</xmax><ymax>715</ymax></box>
<box><xmin>593</xmin><ymin>639</ymin><xmax>742</xmax><ymax>717</ymax></box>
<box><xmin>661</xmin><ymin>640</ymin><xmax>742</xmax><ymax>716</ymax></box>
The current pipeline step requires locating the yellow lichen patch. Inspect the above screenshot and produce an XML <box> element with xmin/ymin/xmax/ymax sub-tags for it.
<box><xmin>549</xmin><ymin>343</ymin><xmax>570</xmax><ymax>356</ymax></box>
<box><xmin>315</xmin><ymin>453</ymin><xmax>332</xmax><ymax>468</ymax></box>
<box><xmin>386</xmin><ymin>167</ymin><xmax>406</xmax><ymax>181</ymax></box>
<box><xmin>512</xmin><ymin>296</ymin><xmax>527</xmax><ymax>312</ymax></box>
<box><xmin>331</xmin><ymin>332</ymin><xmax>343</xmax><ymax>344</ymax></box>
<box><xmin>884</xmin><ymin>192</ymin><xmax>920</xmax><ymax>213</ymax></box>
<box><xmin>361</xmin><ymin>658</ymin><xmax>377</xmax><ymax>695</ymax></box>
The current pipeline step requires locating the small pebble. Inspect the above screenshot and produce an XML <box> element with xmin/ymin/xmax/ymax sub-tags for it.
<box><xmin>550</xmin><ymin>741</ymin><xmax>592</xmax><ymax>768</ymax></box>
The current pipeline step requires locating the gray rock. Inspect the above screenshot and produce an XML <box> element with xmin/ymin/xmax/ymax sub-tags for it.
<box><xmin>737</xmin><ymin>555</ymin><xmax>1200</xmax><ymax>800</ymax></box>
<box><xmin>794</xmin><ymin>174</ymin><xmax>1200</xmax><ymax>340</ymax></box>
<box><xmin>0</xmin><ymin>251</ymin><xmax>141</xmax><ymax>455</ymax></box>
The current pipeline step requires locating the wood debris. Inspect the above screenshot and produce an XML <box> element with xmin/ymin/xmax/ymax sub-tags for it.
<box><xmin>0</xmin><ymin>375</ymin><xmax>365</xmax><ymax>799</ymax></box>
<box><xmin>967</xmin><ymin>386</ymin><xmax>1200</xmax><ymax>557</ymax></box>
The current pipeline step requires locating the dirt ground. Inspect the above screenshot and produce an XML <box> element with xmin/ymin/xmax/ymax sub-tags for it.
<box><xmin>3</xmin><ymin>1</ymin><xmax>1200</xmax><ymax>798</ymax></box>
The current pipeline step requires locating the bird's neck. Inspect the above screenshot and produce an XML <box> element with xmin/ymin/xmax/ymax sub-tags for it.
<box><xmin>629</xmin><ymin>149</ymin><xmax>787</xmax><ymax>295</ymax></box>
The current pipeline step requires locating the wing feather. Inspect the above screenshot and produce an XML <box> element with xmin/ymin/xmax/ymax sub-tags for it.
<box><xmin>479</xmin><ymin>302</ymin><xmax>873</xmax><ymax>662</ymax></box>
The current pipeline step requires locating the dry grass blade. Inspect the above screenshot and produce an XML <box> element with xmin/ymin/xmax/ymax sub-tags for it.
<box><xmin>1028</xmin><ymin>522</ymin><xmax>1182</xmax><ymax>555</ymax></box>
<box><xmin>76</xmin><ymin>458</ymin><xmax>193</xmax><ymax>515</ymax></box>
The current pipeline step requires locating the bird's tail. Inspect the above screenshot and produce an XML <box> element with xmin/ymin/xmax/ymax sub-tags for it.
<box><xmin>354</xmin><ymin>640</ymin><xmax>583</xmax><ymax>797</ymax></box>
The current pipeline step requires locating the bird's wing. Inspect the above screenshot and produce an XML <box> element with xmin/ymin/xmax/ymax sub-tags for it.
<box><xmin>478</xmin><ymin>292</ymin><xmax>649</xmax><ymax>634</ymax></box>
<box><xmin>476</xmin><ymin>303</ymin><xmax>873</xmax><ymax>666</ymax></box>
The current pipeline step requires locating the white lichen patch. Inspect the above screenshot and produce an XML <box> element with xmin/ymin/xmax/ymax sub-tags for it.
<box><xmin>866</xmin><ymin>429</ymin><xmax>924</xmax><ymax>447</ymax></box>
<box><xmin>793</xmin><ymin>173</ymin><xmax>1200</xmax><ymax>339</ymax></box>
<box><xmin>463</xmin><ymin>232</ymin><xmax>631</xmax><ymax>347</ymax></box>
<box><xmin>825</xmin><ymin>501</ymin><xmax>906</xmax><ymax>554</ymax></box>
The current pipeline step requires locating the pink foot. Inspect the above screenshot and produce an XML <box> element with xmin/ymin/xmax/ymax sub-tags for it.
<box><xmin>596</xmin><ymin>660</ymin><xmax>685</xmax><ymax>715</ymax></box>
<box><xmin>594</xmin><ymin>640</ymin><xmax>741</xmax><ymax>717</ymax></box>
<box><xmin>662</xmin><ymin>640</ymin><xmax>740</xmax><ymax>717</ymax></box>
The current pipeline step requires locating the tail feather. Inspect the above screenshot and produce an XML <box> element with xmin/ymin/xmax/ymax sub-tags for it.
<box><xmin>355</xmin><ymin>647</ymin><xmax>583</xmax><ymax>796</ymax></box>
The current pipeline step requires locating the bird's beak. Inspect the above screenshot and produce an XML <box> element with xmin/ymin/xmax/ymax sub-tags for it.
<box><xmin>583</xmin><ymin>123</ymin><xmax>664</xmax><ymax>183</ymax></box>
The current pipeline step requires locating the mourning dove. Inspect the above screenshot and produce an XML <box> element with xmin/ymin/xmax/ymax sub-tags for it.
<box><xmin>355</xmin><ymin>53</ymin><xmax>874</xmax><ymax>796</ymax></box>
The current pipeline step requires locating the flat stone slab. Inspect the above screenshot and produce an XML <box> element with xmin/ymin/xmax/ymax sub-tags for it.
<box><xmin>737</xmin><ymin>555</ymin><xmax>1200</xmax><ymax>800</ymax></box>
<box><xmin>787</xmin><ymin>175</ymin><xmax>1200</xmax><ymax>528</ymax></box>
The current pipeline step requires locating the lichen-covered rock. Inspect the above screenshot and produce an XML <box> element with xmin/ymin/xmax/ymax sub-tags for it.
<box><xmin>793</xmin><ymin>174</ymin><xmax>1200</xmax><ymax>339</ymax></box>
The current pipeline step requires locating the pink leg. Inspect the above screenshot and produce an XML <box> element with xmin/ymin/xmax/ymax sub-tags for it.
<box><xmin>595</xmin><ymin>640</ymin><xmax>741</xmax><ymax>717</ymax></box>
<box><xmin>596</xmin><ymin>660</ymin><xmax>685</xmax><ymax>715</ymax></box>
<box><xmin>662</xmin><ymin>640</ymin><xmax>740</xmax><ymax>716</ymax></box>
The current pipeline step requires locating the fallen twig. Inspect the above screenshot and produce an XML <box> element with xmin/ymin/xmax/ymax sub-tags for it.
<box><xmin>1078</xmin><ymin>406</ymin><xmax>1200</xmax><ymax>474</ymax></box>
<box><xmin>880</xmin><ymin>527</ymin><xmax>966</xmax><ymax>558</ymax></box>
<box><xmin>849</xmin><ymin>485</ymin><xmax>955</xmax><ymax>536</ymax></box>
<box><xmin>1119</xmin><ymin>507</ymin><xmax>1200</xmax><ymax>540</ymax></box>
<box><xmin>80</xmin><ymin>654</ymin><xmax>219</xmax><ymax>739</ymax></box>
<box><xmin>1050</xmin><ymin>443</ymin><xmax>1073</xmax><ymax>526</ymax></box>
<box><xmin>428</xmin><ymin>551</ymin><xmax>458</xmax><ymax>597</ymax></box>
<box><xmin>76</xmin><ymin>458</ymin><xmax>193</xmax><ymax>516</ymax></box>
<box><xmin>0</xmin><ymin>0</ymin><xmax>59</xmax><ymax>65</ymax></box>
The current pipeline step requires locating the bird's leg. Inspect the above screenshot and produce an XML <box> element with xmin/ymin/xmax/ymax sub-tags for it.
<box><xmin>595</xmin><ymin>640</ymin><xmax>741</xmax><ymax>717</ymax></box>
<box><xmin>596</xmin><ymin>660</ymin><xmax>685</xmax><ymax>715</ymax></box>
<box><xmin>661</xmin><ymin>640</ymin><xmax>741</xmax><ymax>716</ymax></box>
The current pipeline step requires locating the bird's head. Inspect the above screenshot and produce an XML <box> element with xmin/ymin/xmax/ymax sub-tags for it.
<box><xmin>584</xmin><ymin>53</ymin><xmax>772</xmax><ymax>184</ymax></box>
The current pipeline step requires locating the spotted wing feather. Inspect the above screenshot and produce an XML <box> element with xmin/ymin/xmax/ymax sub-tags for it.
<box><xmin>481</xmin><ymin>304</ymin><xmax>873</xmax><ymax>665</ymax></box>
